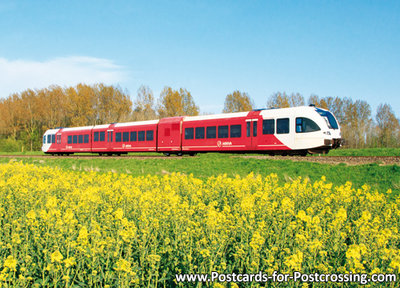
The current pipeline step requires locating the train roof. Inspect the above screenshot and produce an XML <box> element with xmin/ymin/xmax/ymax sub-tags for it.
<box><xmin>44</xmin><ymin>106</ymin><xmax>329</xmax><ymax>133</ymax></box>
<box><xmin>61</xmin><ymin>126</ymin><xmax>94</xmax><ymax>132</ymax></box>
<box><xmin>259</xmin><ymin>106</ymin><xmax>319</xmax><ymax>117</ymax></box>
<box><xmin>183</xmin><ymin>111</ymin><xmax>248</xmax><ymax>122</ymax></box>
<box><xmin>114</xmin><ymin>119</ymin><xmax>159</xmax><ymax>127</ymax></box>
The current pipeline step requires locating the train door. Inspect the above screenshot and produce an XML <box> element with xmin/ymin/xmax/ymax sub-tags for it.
<box><xmin>245</xmin><ymin>111</ymin><xmax>262</xmax><ymax>150</ymax></box>
<box><xmin>157</xmin><ymin>117</ymin><xmax>184</xmax><ymax>153</ymax></box>
<box><xmin>107</xmin><ymin>129</ymin><xmax>114</xmax><ymax>151</ymax></box>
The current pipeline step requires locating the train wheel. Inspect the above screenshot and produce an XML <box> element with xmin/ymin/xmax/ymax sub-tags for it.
<box><xmin>177</xmin><ymin>152</ymin><xmax>183</xmax><ymax>156</ymax></box>
<box><xmin>300</xmin><ymin>151</ymin><xmax>308</xmax><ymax>157</ymax></box>
<box><xmin>163</xmin><ymin>153</ymin><xmax>170</xmax><ymax>157</ymax></box>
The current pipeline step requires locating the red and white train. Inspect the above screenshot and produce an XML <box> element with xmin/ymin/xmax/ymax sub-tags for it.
<box><xmin>42</xmin><ymin>106</ymin><xmax>342</xmax><ymax>156</ymax></box>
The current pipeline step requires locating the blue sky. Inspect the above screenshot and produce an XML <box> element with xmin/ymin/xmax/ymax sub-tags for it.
<box><xmin>0</xmin><ymin>0</ymin><xmax>399</xmax><ymax>116</ymax></box>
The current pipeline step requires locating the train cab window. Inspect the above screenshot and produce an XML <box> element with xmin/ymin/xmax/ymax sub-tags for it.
<box><xmin>84</xmin><ymin>134</ymin><xmax>89</xmax><ymax>144</ymax></box>
<box><xmin>253</xmin><ymin>122</ymin><xmax>257</xmax><ymax>137</ymax></box>
<box><xmin>277</xmin><ymin>118</ymin><xmax>290</xmax><ymax>134</ymax></box>
<box><xmin>43</xmin><ymin>136</ymin><xmax>46</xmax><ymax>144</ymax></box>
<box><xmin>138</xmin><ymin>131</ymin><xmax>145</xmax><ymax>141</ymax></box>
<box><xmin>78</xmin><ymin>135</ymin><xmax>83</xmax><ymax>144</ymax></box>
<box><xmin>146</xmin><ymin>130</ymin><xmax>154</xmax><ymax>141</ymax></box>
<box><xmin>116</xmin><ymin>132</ymin><xmax>122</xmax><ymax>142</ymax></box>
<box><xmin>100</xmin><ymin>131</ymin><xmax>105</xmax><ymax>142</ymax></box>
<box><xmin>206</xmin><ymin>126</ymin><xmax>216</xmax><ymax>139</ymax></box>
<box><xmin>68</xmin><ymin>135</ymin><xmax>72</xmax><ymax>144</ymax></box>
<box><xmin>316</xmin><ymin>108</ymin><xmax>338</xmax><ymax>129</ymax></box>
<box><xmin>218</xmin><ymin>125</ymin><xmax>229</xmax><ymax>138</ymax></box>
<box><xmin>94</xmin><ymin>132</ymin><xmax>99</xmax><ymax>142</ymax></box>
<box><xmin>195</xmin><ymin>127</ymin><xmax>205</xmax><ymax>139</ymax></box>
<box><xmin>73</xmin><ymin>135</ymin><xmax>78</xmax><ymax>144</ymax></box>
<box><xmin>123</xmin><ymin>132</ymin><xmax>129</xmax><ymax>142</ymax></box>
<box><xmin>296</xmin><ymin>117</ymin><xmax>320</xmax><ymax>133</ymax></box>
<box><xmin>246</xmin><ymin>122</ymin><xmax>251</xmax><ymax>137</ymax></box>
<box><xmin>185</xmin><ymin>128</ymin><xmax>194</xmax><ymax>140</ymax></box>
<box><xmin>263</xmin><ymin>119</ymin><xmax>275</xmax><ymax>135</ymax></box>
<box><xmin>130</xmin><ymin>131</ymin><xmax>137</xmax><ymax>141</ymax></box>
<box><xmin>47</xmin><ymin>135</ymin><xmax>51</xmax><ymax>143</ymax></box>
<box><xmin>230</xmin><ymin>125</ymin><xmax>241</xmax><ymax>138</ymax></box>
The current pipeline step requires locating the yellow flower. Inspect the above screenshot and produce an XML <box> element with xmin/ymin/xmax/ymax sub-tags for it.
<box><xmin>4</xmin><ymin>255</ymin><xmax>18</xmax><ymax>271</ymax></box>
<box><xmin>50</xmin><ymin>250</ymin><xmax>63</xmax><ymax>263</ymax></box>
<box><xmin>64</xmin><ymin>257</ymin><xmax>76</xmax><ymax>268</ymax></box>
<box><xmin>114</xmin><ymin>259</ymin><xmax>131</xmax><ymax>273</ymax></box>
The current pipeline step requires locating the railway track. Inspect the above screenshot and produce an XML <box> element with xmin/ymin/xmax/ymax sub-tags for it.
<box><xmin>238</xmin><ymin>155</ymin><xmax>400</xmax><ymax>165</ymax></box>
<box><xmin>0</xmin><ymin>154</ymin><xmax>399</xmax><ymax>165</ymax></box>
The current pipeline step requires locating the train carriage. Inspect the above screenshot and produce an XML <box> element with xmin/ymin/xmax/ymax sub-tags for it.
<box><xmin>42</xmin><ymin>106</ymin><xmax>342</xmax><ymax>156</ymax></box>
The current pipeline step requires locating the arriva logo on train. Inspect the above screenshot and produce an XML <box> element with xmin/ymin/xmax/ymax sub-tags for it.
<box><xmin>217</xmin><ymin>141</ymin><xmax>232</xmax><ymax>147</ymax></box>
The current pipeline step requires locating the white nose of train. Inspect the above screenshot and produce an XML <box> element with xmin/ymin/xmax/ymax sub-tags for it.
<box><xmin>41</xmin><ymin>129</ymin><xmax>60</xmax><ymax>153</ymax></box>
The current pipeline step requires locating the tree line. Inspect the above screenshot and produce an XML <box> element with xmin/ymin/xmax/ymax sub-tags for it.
<box><xmin>0</xmin><ymin>83</ymin><xmax>399</xmax><ymax>151</ymax></box>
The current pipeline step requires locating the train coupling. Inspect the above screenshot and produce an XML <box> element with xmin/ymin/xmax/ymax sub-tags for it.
<box><xmin>324</xmin><ymin>138</ymin><xmax>344</xmax><ymax>148</ymax></box>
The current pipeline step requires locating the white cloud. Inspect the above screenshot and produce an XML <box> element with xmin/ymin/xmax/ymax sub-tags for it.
<box><xmin>0</xmin><ymin>56</ymin><xmax>127</xmax><ymax>97</ymax></box>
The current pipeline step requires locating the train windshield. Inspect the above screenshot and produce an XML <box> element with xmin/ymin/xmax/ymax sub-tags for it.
<box><xmin>316</xmin><ymin>108</ymin><xmax>339</xmax><ymax>129</ymax></box>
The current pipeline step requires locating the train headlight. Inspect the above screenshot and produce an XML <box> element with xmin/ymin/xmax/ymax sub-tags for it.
<box><xmin>323</xmin><ymin>131</ymin><xmax>331</xmax><ymax>135</ymax></box>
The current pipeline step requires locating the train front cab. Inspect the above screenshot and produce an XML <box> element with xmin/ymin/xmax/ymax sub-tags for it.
<box><xmin>41</xmin><ymin>128</ymin><xmax>61</xmax><ymax>154</ymax></box>
<box><xmin>256</xmin><ymin>106</ymin><xmax>342</xmax><ymax>155</ymax></box>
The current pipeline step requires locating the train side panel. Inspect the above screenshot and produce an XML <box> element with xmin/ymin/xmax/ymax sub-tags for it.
<box><xmin>182</xmin><ymin>113</ymin><xmax>248</xmax><ymax>152</ymax></box>
<box><xmin>59</xmin><ymin>126</ymin><xmax>93</xmax><ymax>153</ymax></box>
<box><xmin>111</xmin><ymin>120</ymin><xmax>158</xmax><ymax>152</ymax></box>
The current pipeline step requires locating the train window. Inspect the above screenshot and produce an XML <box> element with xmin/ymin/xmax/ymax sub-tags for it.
<box><xmin>146</xmin><ymin>130</ymin><xmax>154</xmax><ymax>141</ymax></box>
<box><xmin>263</xmin><ymin>119</ymin><xmax>275</xmax><ymax>135</ymax></box>
<box><xmin>68</xmin><ymin>135</ymin><xmax>72</xmax><ymax>144</ymax></box>
<box><xmin>195</xmin><ymin>127</ymin><xmax>205</xmax><ymax>139</ymax></box>
<box><xmin>94</xmin><ymin>132</ymin><xmax>99</xmax><ymax>142</ymax></box>
<box><xmin>73</xmin><ymin>135</ymin><xmax>78</xmax><ymax>144</ymax></box>
<box><xmin>138</xmin><ymin>131</ymin><xmax>145</xmax><ymax>141</ymax></box>
<box><xmin>123</xmin><ymin>132</ymin><xmax>129</xmax><ymax>142</ymax></box>
<box><xmin>78</xmin><ymin>135</ymin><xmax>83</xmax><ymax>144</ymax></box>
<box><xmin>206</xmin><ymin>126</ymin><xmax>216</xmax><ymax>139</ymax></box>
<box><xmin>100</xmin><ymin>131</ymin><xmax>105</xmax><ymax>142</ymax></box>
<box><xmin>253</xmin><ymin>122</ymin><xmax>257</xmax><ymax>137</ymax></box>
<box><xmin>230</xmin><ymin>125</ymin><xmax>241</xmax><ymax>138</ymax></box>
<box><xmin>84</xmin><ymin>134</ymin><xmax>89</xmax><ymax>144</ymax></box>
<box><xmin>185</xmin><ymin>128</ymin><xmax>194</xmax><ymax>140</ymax></box>
<box><xmin>296</xmin><ymin>117</ymin><xmax>320</xmax><ymax>133</ymax></box>
<box><xmin>316</xmin><ymin>108</ymin><xmax>338</xmax><ymax>129</ymax></box>
<box><xmin>218</xmin><ymin>125</ymin><xmax>229</xmax><ymax>138</ymax></box>
<box><xmin>246</xmin><ymin>122</ymin><xmax>250</xmax><ymax>137</ymax></box>
<box><xmin>116</xmin><ymin>132</ymin><xmax>122</xmax><ymax>142</ymax></box>
<box><xmin>164</xmin><ymin>128</ymin><xmax>171</xmax><ymax>137</ymax></box>
<box><xmin>43</xmin><ymin>136</ymin><xmax>46</xmax><ymax>144</ymax></box>
<box><xmin>277</xmin><ymin>118</ymin><xmax>290</xmax><ymax>134</ymax></box>
<box><xmin>130</xmin><ymin>131</ymin><xmax>137</xmax><ymax>141</ymax></box>
<box><xmin>47</xmin><ymin>135</ymin><xmax>51</xmax><ymax>143</ymax></box>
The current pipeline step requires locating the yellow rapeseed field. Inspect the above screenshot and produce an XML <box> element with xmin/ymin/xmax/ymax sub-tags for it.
<box><xmin>0</xmin><ymin>162</ymin><xmax>399</xmax><ymax>287</ymax></box>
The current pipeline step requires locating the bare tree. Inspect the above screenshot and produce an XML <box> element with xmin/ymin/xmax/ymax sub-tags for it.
<box><xmin>223</xmin><ymin>90</ymin><xmax>254</xmax><ymax>113</ymax></box>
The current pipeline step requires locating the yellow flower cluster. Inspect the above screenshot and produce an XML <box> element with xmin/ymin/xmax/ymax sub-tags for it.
<box><xmin>0</xmin><ymin>162</ymin><xmax>399</xmax><ymax>287</ymax></box>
